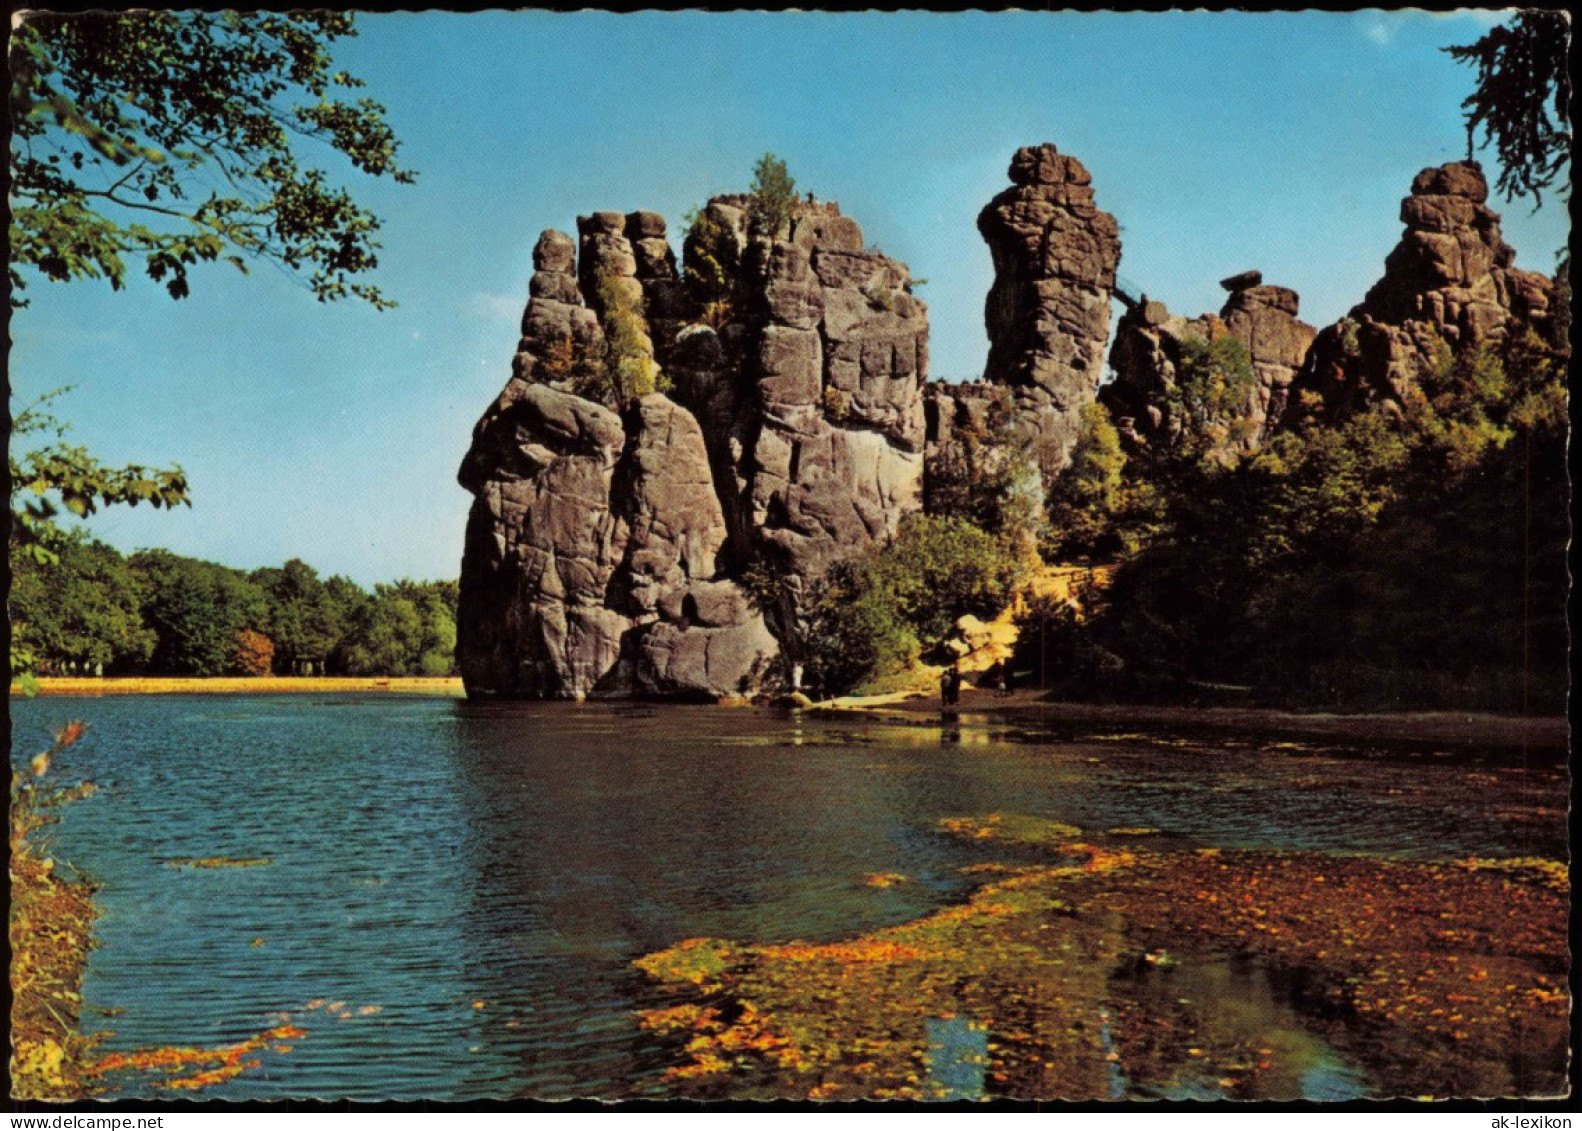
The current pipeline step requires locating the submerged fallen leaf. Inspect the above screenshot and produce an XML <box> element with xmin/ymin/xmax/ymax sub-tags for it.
<box><xmin>865</xmin><ymin>873</ymin><xmax>909</xmax><ymax>889</ymax></box>
<box><xmin>55</xmin><ymin>721</ymin><xmax>87</xmax><ymax>749</ymax></box>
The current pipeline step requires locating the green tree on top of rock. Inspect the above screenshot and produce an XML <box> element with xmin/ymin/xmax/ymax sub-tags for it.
<box><xmin>746</xmin><ymin>152</ymin><xmax>798</xmax><ymax>238</ymax></box>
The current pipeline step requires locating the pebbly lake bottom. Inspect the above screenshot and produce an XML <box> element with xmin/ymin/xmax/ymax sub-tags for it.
<box><xmin>8</xmin><ymin>694</ymin><xmax>1568</xmax><ymax>1101</ymax></box>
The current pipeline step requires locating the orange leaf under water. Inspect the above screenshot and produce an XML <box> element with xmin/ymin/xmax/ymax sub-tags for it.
<box><xmin>92</xmin><ymin>1023</ymin><xmax>308</xmax><ymax>1092</ymax></box>
<box><xmin>55</xmin><ymin>721</ymin><xmax>87</xmax><ymax>749</ymax></box>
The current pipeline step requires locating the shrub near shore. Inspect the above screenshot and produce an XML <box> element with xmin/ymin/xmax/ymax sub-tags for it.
<box><xmin>10</xmin><ymin>722</ymin><xmax>100</xmax><ymax>1100</ymax></box>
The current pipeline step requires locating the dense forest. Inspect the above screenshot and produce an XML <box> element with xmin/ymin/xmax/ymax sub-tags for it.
<box><xmin>9</xmin><ymin>540</ymin><xmax>458</xmax><ymax>679</ymax></box>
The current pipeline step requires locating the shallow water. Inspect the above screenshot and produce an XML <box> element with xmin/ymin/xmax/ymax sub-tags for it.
<box><xmin>8</xmin><ymin>695</ymin><xmax>1564</xmax><ymax>1100</ymax></box>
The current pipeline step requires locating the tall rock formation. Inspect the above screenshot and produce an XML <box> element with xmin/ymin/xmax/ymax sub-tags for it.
<box><xmin>953</xmin><ymin>144</ymin><xmax>1123</xmax><ymax>476</ymax></box>
<box><xmin>457</xmin><ymin>152</ymin><xmax>1549</xmax><ymax>700</ymax></box>
<box><xmin>1104</xmin><ymin>271</ymin><xmax>1317</xmax><ymax>454</ymax></box>
<box><xmin>1292</xmin><ymin>160</ymin><xmax>1556</xmax><ymax>419</ymax></box>
<box><xmin>457</xmin><ymin>198</ymin><xmax>927</xmax><ymax>698</ymax></box>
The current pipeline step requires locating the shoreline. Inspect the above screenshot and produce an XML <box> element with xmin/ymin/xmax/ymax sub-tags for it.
<box><xmin>12</xmin><ymin>676</ymin><xmax>466</xmax><ymax>697</ymax></box>
<box><xmin>13</xmin><ymin>677</ymin><xmax>1565</xmax><ymax>752</ymax></box>
<box><xmin>808</xmin><ymin>686</ymin><xmax>1569</xmax><ymax>752</ymax></box>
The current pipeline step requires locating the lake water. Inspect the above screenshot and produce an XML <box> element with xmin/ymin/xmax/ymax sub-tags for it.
<box><xmin>8</xmin><ymin>695</ymin><xmax>1564</xmax><ymax>1100</ymax></box>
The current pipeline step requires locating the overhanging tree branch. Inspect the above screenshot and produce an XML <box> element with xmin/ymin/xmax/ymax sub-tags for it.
<box><xmin>8</xmin><ymin>10</ymin><xmax>416</xmax><ymax>308</ymax></box>
<box><xmin>1444</xmin><ymin>9</ymin><xmax>1572</xmax><ymax>208</ymax></box>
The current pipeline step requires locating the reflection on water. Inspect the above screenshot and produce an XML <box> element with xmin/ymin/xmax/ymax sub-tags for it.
<box><xmin>1109</xmin><ymin>954</ymin><xmax>1371</xmax><ymax>1101</ymax></box>
<box><xmin>924</xmin><ymin>1016</ymin><xmax>988</xmax><ymax>1100</ymax></box>
<box><xmin>7</xmin><ymin>695</ymin><xmax>1563</xmax><ymax>1100</ymax></box>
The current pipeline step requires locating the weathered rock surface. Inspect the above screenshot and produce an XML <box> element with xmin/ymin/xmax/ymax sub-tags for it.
<box><xmin>1291</xmin><ymin>160</ymin><xmax>1556</xmax><ymax>420</ymax></box>
<box><xmin>608</xmin><ymin>393</ymin><xmax>726</xmax><ymax>617</ymax></box>
<box><xmin>743</xmin><ymin>206</ymin><xmax>927</xmax><ymax>618</ymax></box>
<box><xmin>459</xmin><ymin>196</ymin><xmax>928</xmax><ymax>698</ymax></box>
<box><xmin>457</xmin><ymin>383</ymin><xmax>629</xmax><ymax>698</ymax></box>
<box><xmin>511</xmin><ymin>229</ymin><xmax>603</xmax><ymax>389</ymax></box>
<box><xmin>1093</xmin><ymin>161</ymin><xmax>1554</xmax><ymax>453</ymax></box>
<box><xmin>457</xmin><ymin>380</ymin><xmax>775</xmax><ymax>700</ymax></box>
<box><xmin>1104</xmin><ymin>275</ymin><xmax>1317</xmax><ymax>453</ymax></box>
<box><xmin>972</xmin><ymin>142</ymin><xmax>1123</xmax><ymax>474</ymax></box>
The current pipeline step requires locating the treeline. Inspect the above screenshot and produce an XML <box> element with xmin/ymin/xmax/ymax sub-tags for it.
<box><xmin>9</xmin><ymin>542</ymin><xmax>458</xmax><ymax>678</ymax></box>
<box><xmin>796</xmin><ymin>319</ymin><xmax>1568</xmax><ymax>715</ymax></box>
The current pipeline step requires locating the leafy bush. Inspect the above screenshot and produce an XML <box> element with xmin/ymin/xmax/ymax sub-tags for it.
<box><xmin>535</xmin><ymin>334</ymin><xmax>604</xmax><ymax>392</ymax></box>
<box><xmin>1043</xmin><ymin>401</ymin><xmax>1164</xmax><ymax>562</ymax></box>
<box><xmin>1168</xmin><ymin>334</ymin><xmax>1258</xmax><ymax>457</ymax></box>
<box><xmin>682</xmin><ymin>205</ymin><xmax>739</xmax><ymax>328</ymax></box>
<box><xmin>578</xmin><ymin>269</ymin><xmax>665</xmax><ymax>404</ymax></box>
<box><xmin>805</xmin><ymin>515</ymin><xmax>1024</xmax><ymax>694</ymax></box>
<box><xmin>822</xmin><ymin>386</ymin><xmax>853</xmax><ymax>422</ymax></box>
<box><xmin>924</xmin><ymin>390</ymin><xmax>1044</xmax><ymax>546</ymax></box>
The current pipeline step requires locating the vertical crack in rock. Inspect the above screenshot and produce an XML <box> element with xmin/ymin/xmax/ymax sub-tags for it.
<box><xmin>747</xmin><ymin>202</ymin><xmax>927</xmax><ymax>639</ymax></box>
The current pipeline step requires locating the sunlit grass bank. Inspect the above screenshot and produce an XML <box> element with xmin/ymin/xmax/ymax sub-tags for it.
<box><xmin>12</xmin><ymin>676</ymin><xmax>465</xmax><ymax>697</ymax></box>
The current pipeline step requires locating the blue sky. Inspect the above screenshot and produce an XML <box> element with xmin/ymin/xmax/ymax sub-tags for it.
<box><xmin>10</xmin><ymin>10</ymin><xmax>1568</xmax><ymax>585</ymax></box>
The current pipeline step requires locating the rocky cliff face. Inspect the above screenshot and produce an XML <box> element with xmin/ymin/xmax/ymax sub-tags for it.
<box><xmin>1101</xmin><ymin>160</ymin><xmax>1554</xmax><ymax>448</ymax></box>
<box><xmin>1291</xmin><ymin>160</ymin><xmax>1556</xmax><ymax>420</ymax></box>
<box><xmin>457</xmin><ymin>199</ymin><xmax>927</xmax><ymax>698</ymax></box>
<box><xmin>927</xmin><ymin>143</ymin><xmax>1121</xmax><ymax>489</ymax></box>
<box><xmin>1104</xmin><ymin>271</ymin><xmax>1317</xmax><ymax>454</ymax></box>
